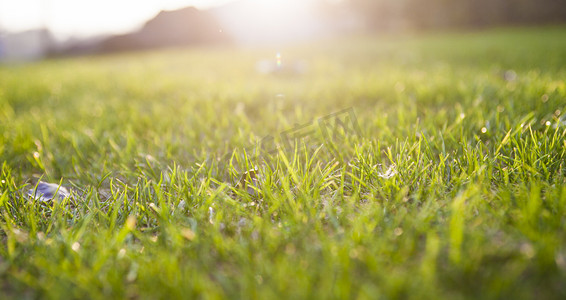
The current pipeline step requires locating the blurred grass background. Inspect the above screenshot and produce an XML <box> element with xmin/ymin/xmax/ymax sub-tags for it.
<box><xmin>0</xmin><ymin>26</ymin><xmax>566</xmax><ymax>299</ymax></box>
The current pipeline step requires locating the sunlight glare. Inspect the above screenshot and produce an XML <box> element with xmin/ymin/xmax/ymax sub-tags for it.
<box><xmin>0</xmin><ymin>0</ymin><xmax>234</xmax><ymax>38</ymax></box>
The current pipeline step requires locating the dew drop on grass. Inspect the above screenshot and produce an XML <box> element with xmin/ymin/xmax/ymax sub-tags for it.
<box><xmin>481</xmin><ymin>127</ymin><xmax>487</xmax><ymax>133</ymax></box>
<box><xmin>504</xmin><ymin>70</ymin><xmax>517</xmax><ymax>81</ymax></box>
<box><xmin>378</xmin><ymin>165</ymin><xmax>397</xmax><ymax>179</ymax></box>
<box><xmin>394</xmin><ymin>227</ymin><xmax>404</xmax><ymax>236</ymax></box>
<box><xmin>238</xmin><ymin>218</ymin><xmax>247</xmax><ymax>227</ymax></box>
<box><xmin>541</xmin><ymin>94</ymin><xmax>549</xmax><ymax>103</ymax></box>
<box><xmin>208</xmin><ymin>207</ymin><xmax>215</xmax><ymax>224</ymax></box>
<box><xmin>545</xmin><ymin>121</ymin><xmax>551</xmax><ymax>126</ymax></box>
<box><xmin>71</xmin><ymin>242</ymin><xmax>80</xmax><ymax>252</ymax></box>
<box><xmin>181</xmin><ymin>228</ymin><xmax>196</xmax><ymax>241</ymax></box>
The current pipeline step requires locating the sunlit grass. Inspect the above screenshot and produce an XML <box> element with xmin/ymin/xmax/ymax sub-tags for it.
<box><xmin>1</xmin><ymin>26</ymin><xmax>566</xmax><ymax>299</ymax></box>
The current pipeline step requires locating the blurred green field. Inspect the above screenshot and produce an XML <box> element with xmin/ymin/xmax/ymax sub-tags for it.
<box><xmin>1</xmin><ymin>26</ymin><xmax>566</xmax><ymax>299</ymax></box>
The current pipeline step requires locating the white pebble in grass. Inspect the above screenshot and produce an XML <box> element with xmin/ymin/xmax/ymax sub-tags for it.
<box><xmin>27</xmin><ymin>181</ymin><xmax>70</xmax><ymax>202</ymax></box>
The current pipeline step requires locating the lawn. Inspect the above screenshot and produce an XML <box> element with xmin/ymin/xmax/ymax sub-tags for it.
<box><xmin>1</xmin><ymin>26</ymin><xmax>566</xmax><ymax>299</ymax></box>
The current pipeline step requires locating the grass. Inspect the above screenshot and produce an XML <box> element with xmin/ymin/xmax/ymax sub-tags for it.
<box><xmin>1</xmin><ymin>26</ymin><xmax>566</xmax><ymax>299</ymax></box>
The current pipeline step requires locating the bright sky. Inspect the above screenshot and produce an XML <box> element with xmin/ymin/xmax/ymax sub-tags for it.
<box><xmin>0</xmin><ymin>0</ymin><xmax>234</xmax><ymax>38</ymax></box>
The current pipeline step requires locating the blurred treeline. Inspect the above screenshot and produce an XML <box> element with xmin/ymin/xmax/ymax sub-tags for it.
<box><xmin>342</xmin><ymin>0</ymin><xmax>566</xmax><ymax>30</ymax></box>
